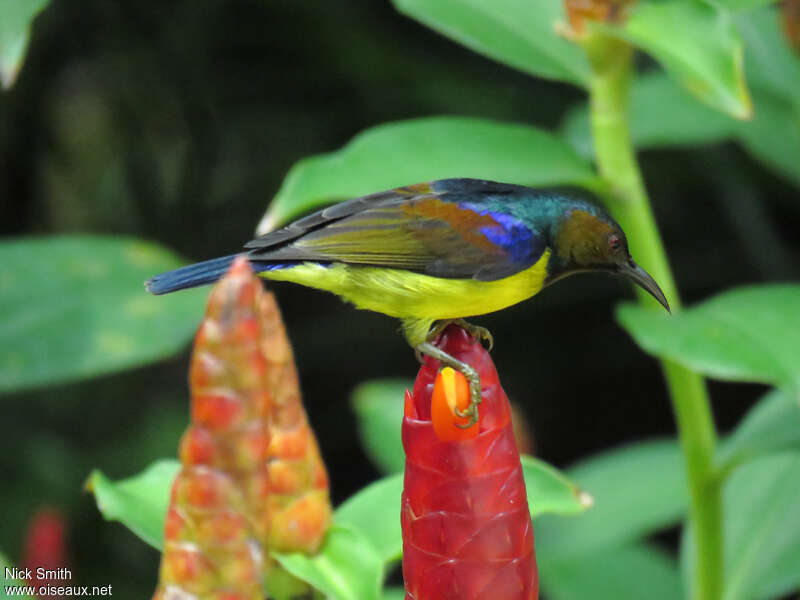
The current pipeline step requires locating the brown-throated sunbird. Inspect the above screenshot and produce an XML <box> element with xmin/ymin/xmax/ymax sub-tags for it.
<box><xmin>147</xmin><ymin>178</ymin><xmax>669</xmax><ymax>426</ymax></box>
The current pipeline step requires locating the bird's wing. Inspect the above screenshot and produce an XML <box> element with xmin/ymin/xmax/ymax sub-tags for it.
<box><xmin>244</xmin><ymin>180</ymin><xmax>545</xmax><ymax>281</ymax></box>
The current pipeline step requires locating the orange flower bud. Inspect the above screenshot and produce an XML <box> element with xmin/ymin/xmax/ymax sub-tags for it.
<box><xmin>431</xmin><ymin>367</ymin><xmax>479</xmax><ymax>441</ymax></box>
<box><xmin>783</xmin><ymin>0</ymin><xmax>800</xmax><ymax>52</ymax></box>
<box><xmin>564</xmin><ymin>0</ymin><xmax>635</xmax><ymax>35</ymax></box>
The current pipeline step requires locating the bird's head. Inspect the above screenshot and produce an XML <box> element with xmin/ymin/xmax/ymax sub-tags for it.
<box><xmin>548</xmin><ymin>207</ymin><xmax>670</xmax><ymax>312</ymax></box>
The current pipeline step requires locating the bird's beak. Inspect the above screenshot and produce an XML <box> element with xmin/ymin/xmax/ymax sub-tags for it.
<box><xmin>618</xmin><ymin>259</ymin><xmax>671</xmax><ymax>313</ymax></box>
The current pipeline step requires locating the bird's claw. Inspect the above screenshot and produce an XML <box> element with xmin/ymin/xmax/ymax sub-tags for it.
<box><xmin>458</xmin><ymin>320</ymin><xmax>494</xmax><ymax>352</ymax></box>
<box><xmin>428</xmin><ymin>319</ymin><xmax>494</xmax><ymax>352</ymax></box>
<box><xmin>454</xmin><ymin>372</ymin><xmax>482</xmax><ymax>428</ymax></box>
<box><xmin>415</xmin><ymin>340</ymin><xmax>483</xmax><ymax>429</ymax></box>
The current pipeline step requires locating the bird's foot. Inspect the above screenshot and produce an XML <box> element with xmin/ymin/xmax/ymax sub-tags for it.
<box><xmin>427</xmin><ymin>319</ymin><xmax>493</xmax><ymax>352</ymax></box>
<box><xmin>415</xmin><ymin>342</ymin><xmax>482</xmax><ymax>428</ymax></box>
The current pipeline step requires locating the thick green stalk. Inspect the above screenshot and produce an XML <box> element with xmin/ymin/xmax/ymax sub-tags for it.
<box><xmin>583</xmin><ymin>35</ymin><xmax>723</xmax><ymax>600</ymax></box>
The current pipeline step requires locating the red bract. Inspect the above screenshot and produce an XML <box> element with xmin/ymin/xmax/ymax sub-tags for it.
<box><xmin>402</xmin><ymin>325</ymin><xmax>538</xmax><ymax>600</ymax></box>
<box><xmin>22</xmin><ymin>508</ymin><xmax>69</xmax><ymax>600</ymax></box>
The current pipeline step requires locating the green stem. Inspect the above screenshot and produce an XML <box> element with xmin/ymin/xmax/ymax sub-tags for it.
<box><xmin>583</xmin><ymin>34</ymin><xmax>723</xmax><ymax>600</ymax></box>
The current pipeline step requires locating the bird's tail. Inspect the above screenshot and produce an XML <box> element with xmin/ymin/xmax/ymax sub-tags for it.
<box><xmin>146</xmin><ymin>254</ymin><xmax>245</xmax><ymax>295</ymax></box>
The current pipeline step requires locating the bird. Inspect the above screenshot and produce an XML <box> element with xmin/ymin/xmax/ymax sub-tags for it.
<box><xmin>146</xmin><ymin>178</ymin><xmax>669</xmax><ymax>425</ymax></box>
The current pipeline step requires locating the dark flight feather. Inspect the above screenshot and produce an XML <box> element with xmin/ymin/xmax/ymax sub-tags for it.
<box><xmin>243</xmin><ymin>179</ymin><xmax>545</xmax><ymax>281</ymax></box>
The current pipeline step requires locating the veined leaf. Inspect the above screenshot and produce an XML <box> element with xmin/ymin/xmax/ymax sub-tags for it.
<box><xmin>683</xmin><ymin>453</ymin><xmax>800</xmax><ymax>600</ymax></box>
<box><xmin>257</xmin><ymin>117</ymin><xmax>600</xmax><ymax>233</ymax></box>
<box><xmin>334</xmin><ymin>455</ymin><xmax>589</xmax><ymax>564</ymax></box>
<box><xmin>714</xmin><ymin>0</ymin><xmax>780</xmax><ymax>10</ymax></box>
<box><xmin>562</xmin><ymin>70</ymin><xmax>800</xmax><ymax>186</ymax></box>
<box><xmin>600</xmin><ymin>0</ymin><xmax>751</xmax><ymax>119</ymax></box>
<box><xmin>617</xmin><ymin>285</ymin><xmax>800</xmax><ymax>396</ymax></box>
<box><xmin>0</xmin><ymin>235</ymin><xmax>207</xmax><ymax>393</ymax></box>
<box><xmin>273</xmin><ymin>526</ymin><xmax>384</xmax><ymax>600</ymax></box>
<box><xmin>561</xmin><ymin>70</ymin><xmax>736</xmax><ymax>157</ymax></box>
<box><xmin>0</xmin><ymin>0</ymin><xmax>49</xmax><ymax>88</ymax></box>
<box><xmin>88</xmin><ymin>459</ymin><xmax>180</xmax><ymax>551</ymax></box>
<box><xmin>721</xmin><ymin>452</ymin><xmax>800</xmax><ymax>600</ymax></box>
<box><xmin>534</xmin><ymin>439</ymin><xmax>687</xmax><ymax>558</ymax></box>
<box><xmin>563</xmin><ymin>7</ymin><xmax>800</xmax><ymax>186</ymax></box>
<box><xmin>735</xmin><ymin>4</ymin><xmax>800</xmax><ymax>104</ymax></box>
<box><xmin>717</xmin><ymin>389</ymin><xmax>800</xmax><ymax>474</ymax></box>
<box><xmin>335</xmin><ymin>474</ymin><xmax>404</xmax><ymax>563</ymax></box>
<box><xmin>522</xmin><ymin>454</ymin><xmax>592</xmax><ymax>518</ymax></box>
<box><xmin>391</xmin><ymin>0</ymin><xmax>589</xmax><ymax>86</ymax></box>
<box><xmin>539</xmin><ymin>542</ymin><xmax>684</xmax><ymax>600</ymax></box>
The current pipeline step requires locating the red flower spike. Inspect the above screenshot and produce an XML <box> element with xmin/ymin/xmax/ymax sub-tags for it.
<box><xmin>402</xmin><ymin>324</ymin><xmax>538</xmax><ymax>600</ymax></box>
<box><xmin>431</xmin><ymin>367</ymin><xmax>478</xmax><ymax>441</ymax></box>
<box><xmin>22</xmin><ymin>508</ymin><xmax>69</xmax><ymax>600</ymax></box>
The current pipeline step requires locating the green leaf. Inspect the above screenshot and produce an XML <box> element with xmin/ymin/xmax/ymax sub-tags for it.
<box><xmin>563</xmin><ymin>7</ymin><xmax>800</xmax><ymax>186</ymax></box>
<box><xmin>539</xmin><ymin>542</ymin><xmax>684</xmax><ymax>600</ymax></box>
<box><xmin>335</xmin><ymin>474</ymin><xmax>404</xmax><ymax>563</ymax></box>
<box><xmin>0</xmin><ymin>235</ymin><xmax>207</xmax><ymax>393</ymax></box>
<box><xmin>273</xmin><ymin>525</ymin><xmax>384</xmax><ymax>600</ymax></box>
<box><xmin>683</xmin><ymin>453</ymin><xmax>800</xmax><ymax>600</ymax></box>
<box><xmin>724</xmin><ymin>6</ymin><xmax>800</xmax><ymax>185</ymax></box>
<box><xmin>721</xmin><ymin>452</ymin><xmax>800</xmax><ymax>600</ymax></box>
<box><xmin>735</xmin><ymin>90</ymin><xmax>800</xmax><ymax>186</ymax></box>
<box><xmin>88</xmin><ymin>459</ymin><xmax>180</xmax><ymax>550</ymax></box>
<box><xmin>717</xmin><ymin>389</ymin><xmax>800</xmax><ymax>474</ymax></box>
<box><xmin>521</xmin><ymin>455</ymin><xmax>592</xmax><ymax>518</ymax></box>
<box><xmin>334</xmin><ymin>455</ymin><xmax>589</xmax><ymax>565</ymax></box>
<box><xmin>351</xmin><ymin>380</ymin><xmax>410</xmax><ymax>475</ymax></box>
<box><xmin>562</xmin><ymin>70</ymin><xmax>800</xmax><ymax>186</ymax></box>
<box><xmin>602</xmin><ymin>0</ymin><xmax>751</xmax><ymax>119</ymax></box>
<box><xmin>534</xmin><ymin>439</ymin><xmax>687</xmax><ymax>559</ymax></box>
<box><xmin>561</xmin><ymin>70</ymin><xmax>737</xmax><ymax>157</ymax></box>
<box><xmin>714</xmin><ymin>0</ymin><xmax>780</xmax><ymax>10</ymax></box>
<box><xmin>258</xmin><ymin>117</ymin><xmax>600</xmax><ymax>232</ymax></box>
<box><xmin>391</xmin><ymin>0</ymin><xmax>589</xmax><ymax>86</ymax></box>
<box><xmin>0</xmin><ymin>552</ymin><xmax>25</xmax><ymax>590</ymax></box>
<box><xmin>617</xmin><ymin>285</ymin><xmax>800</xmax><ymax>396</ymax></box>
<box><xmin>735</xmin><ymin>5</ymin><xmax>800</xmax><ymax>104</ymax></box>
<box><xmin>91</xmin><ymin>454</ymin><xmax>586</xmax><ymax>573</ymax></box>
<box><xmin>0</xmin><ymin>0</ymin><xmax>49</xmax><ymax>88</ymax></box>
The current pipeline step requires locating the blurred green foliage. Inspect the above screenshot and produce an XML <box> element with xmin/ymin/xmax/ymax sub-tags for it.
<box><xmin>0</xmin><ymin>236</ymin><xmax>205</xmax><ymax>392</ymax></box>
<box><xmin>618</xmin><ymin>285</ymin><xmax>800</xmax><ymax>393</ymax></box>
<box><xmin>0</xmin><ymin>0</ymin><xmax>48</xmax><ymax>87</ymax></box>
<box><xmin>262</xmin><ymin>116</ymin><xmax>600</xmax><ymax>231</ymax></box>
<box><xmin>1</xmin><ymin>0</ymin><xmax>799</xmax><ymax>599</ymax></box>
<box><xmin>91</xmin><ymin>451</ymin><xmax>588</xmax><ymax>599</ymax></box>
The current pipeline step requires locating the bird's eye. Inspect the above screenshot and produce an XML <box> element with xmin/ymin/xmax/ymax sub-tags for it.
<box><xmin>609</xmin><ymin>234</ymin><xmax>621</xmax><ymax>252</ymax></box>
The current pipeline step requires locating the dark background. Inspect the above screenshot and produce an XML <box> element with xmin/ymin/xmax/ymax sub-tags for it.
<box><xmin>1</xmin><ymin>1</ymin><xmax>799</xmax><ymax>596</ymax></box>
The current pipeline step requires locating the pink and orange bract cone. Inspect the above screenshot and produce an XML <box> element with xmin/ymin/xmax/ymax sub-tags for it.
<box><xmin>258</xmin><ymin>291</ymin><xmax>331</xmax><ymax>555</ymax></box>
<box><xmin>153</xmin><ymin>257</ymin><xmax>331</xmax><ymax>600</ymax></box>
<box><xmin>402</xmin><ymin>325</ymin><xmax>538</xmax><ymax>600</ymax></box>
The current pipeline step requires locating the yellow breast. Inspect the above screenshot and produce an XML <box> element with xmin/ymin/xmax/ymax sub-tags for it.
<box><xmin>262</xmin><ymin>249</ymin><xmax>551</xmax><ymax>321</ymax></box>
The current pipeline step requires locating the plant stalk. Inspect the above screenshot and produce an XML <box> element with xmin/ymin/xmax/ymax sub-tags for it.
<box><xmin>583</xmin><ymin>34</ymin><xmax>723</xmax><ymax>600</ymax></box>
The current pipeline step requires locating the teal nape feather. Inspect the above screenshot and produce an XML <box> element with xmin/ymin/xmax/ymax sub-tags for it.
<box><xmin>147</xmin><ymin>178</ymin><xmax>670</xmax><ymax>426</ymax></box>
